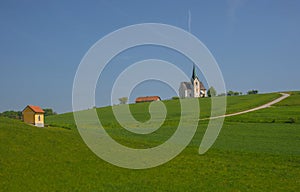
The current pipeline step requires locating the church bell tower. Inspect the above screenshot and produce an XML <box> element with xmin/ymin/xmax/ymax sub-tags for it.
<box><xmin>191</xmin><ymin>65</ymin><xmax>200</xmax><ymax>98</ymax></box>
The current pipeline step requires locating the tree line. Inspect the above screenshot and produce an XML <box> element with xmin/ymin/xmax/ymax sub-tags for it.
<box><xmin>0</xmin><ymin>108</ymin><xmax>57</xmax><ymax>120</ymax></box>
<box><xmin>207</xmin><ymin>87</ymin><xmax>258</xmax><ymax>97</ymax></box>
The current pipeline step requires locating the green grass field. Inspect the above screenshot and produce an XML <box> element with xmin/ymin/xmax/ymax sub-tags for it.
<box><xmin>226</xmin><ymin>92</ymin><xmax>300</xmax><ymax>124</ymax></box>
<box><xmin>1</xmin><ymin>92</ymin><xmax>299</xmax><ymax>191</ymax></box>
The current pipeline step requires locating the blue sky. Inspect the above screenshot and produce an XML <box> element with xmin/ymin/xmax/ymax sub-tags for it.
<box><xmin>0</xmin><ymin>0</ymin><xmax>299</xmax><ymax>113</ymax></box>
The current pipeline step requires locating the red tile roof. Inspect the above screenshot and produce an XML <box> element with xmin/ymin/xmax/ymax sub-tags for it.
<box><xmin>27</xmin><ymin>105</ymin><xmax>45</xmax><ymax>113</ymax></box>
<box><xmin>135</xmin><ymin>96</ymin><xmax>161</xmax><ymax>103</ymax></box>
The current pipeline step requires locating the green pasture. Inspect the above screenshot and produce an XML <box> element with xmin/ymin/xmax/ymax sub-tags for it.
<box><xmin>0</xmin><ymin>92</ymin><xmax>299</xmax><ymax>191</ymax></box>
<box><xmin>46</xmin><ymin>92</ymin><xmax>281</xmax><ymax>129</ymax></box>
<box><xmin>226</xmin><ymin>91</ymin><xmax>300</xmax><ymax>124</ymax></box>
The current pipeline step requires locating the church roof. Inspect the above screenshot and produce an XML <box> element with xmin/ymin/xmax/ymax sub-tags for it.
<box><xmin>199</xmin><ymin>81</ymin><xmax>206</xmax><ymax>90</ymax></box>
<box><xmin>181</xmin><ymin>81</ymin><xmax>206</xmax><ymax>90</ymax></box>
<box><xmin>180</xmin><ymin>65</ymin><xmax>206</xmax><ymax>92</ymax></box>
<box><xmin>181</xmin><ymin>82</ymin><xmax>193</xmax><ymax>90</ymax></box>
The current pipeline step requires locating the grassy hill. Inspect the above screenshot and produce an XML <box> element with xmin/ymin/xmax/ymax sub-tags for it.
<box><xmin>226</xmin><ymin>91</ymin><xmax>300</xmax><ymax>124</ymax></box>
<box><xmin>46</xmin><ymin>93</ymin><xmax>281</xmax><ymax>130</ymax></box>
<box><xmin>1</xmin><ymin>92</ymin><xmax>299</xmax><ymax>191</ymax></box>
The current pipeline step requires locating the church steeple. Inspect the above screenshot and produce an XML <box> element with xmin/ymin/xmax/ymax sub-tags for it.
<box><xmin>191</xmin><ymin>64</ymin><xmax>198</xmax><ymax>82</ymax></box>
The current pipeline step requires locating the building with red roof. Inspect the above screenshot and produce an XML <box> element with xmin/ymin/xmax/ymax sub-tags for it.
<box><xmin>22</xmin><ymin>105</ymin><xmax>45</xmax><ymax>127</ymax></box>
<box><xmin>135</xmin><ymin>96</ymin><xmax>161</xmax><ymax>103</ymax></box>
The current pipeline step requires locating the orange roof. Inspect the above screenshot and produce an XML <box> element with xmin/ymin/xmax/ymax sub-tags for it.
<box><xmin>26</xmin><ymin>105</ymin><xmax>45</xmax><ymax>113</ymax></box>
<box><xmin>135</xmin><ymin>96</ymin><xmax>161</xmax><ymax>103</ymax></box>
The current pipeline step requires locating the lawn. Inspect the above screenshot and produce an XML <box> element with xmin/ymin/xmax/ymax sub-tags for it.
<box><xmin>0</xmin><ymin>92</ymin><xmax>299</xmax><ymax>191</ymax></box>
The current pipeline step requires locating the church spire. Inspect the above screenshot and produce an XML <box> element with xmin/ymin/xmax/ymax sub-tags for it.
<box><xmin>191</xmin><ymin>64</ymin><xmax>198</xmax><ymax>82</ymax></box>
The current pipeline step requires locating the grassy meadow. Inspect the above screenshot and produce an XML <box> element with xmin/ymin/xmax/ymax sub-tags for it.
<box><xmin>0</xmin><ymin>92</ymin><xmax>299</xmax><ymax>191</ymax></box>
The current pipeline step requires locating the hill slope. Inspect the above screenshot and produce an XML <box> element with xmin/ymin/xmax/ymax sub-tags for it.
<box><xmin>47</xmin><ymin>92</ymin><xmax>281</xmax><ymax>129</ymax></box>
<box><xmin>1</xmin><ymin>92</ymin><xmax>300</xmax><ymax>191</ymax></box>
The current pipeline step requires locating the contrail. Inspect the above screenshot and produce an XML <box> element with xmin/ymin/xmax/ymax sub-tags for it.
<box><xmin>188</xmin><ymin>10</ymin><xmax>192</xmax><ymax>33</ymax></box>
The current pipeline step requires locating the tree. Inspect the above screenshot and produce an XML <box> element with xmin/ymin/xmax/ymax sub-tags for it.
<box><xmin>247</xmin><ymin>90</ymin><xmax>258</xmax><ymax>95</ymax></box>
<box><xmin>207</xmin><ymin>86</ymin><xmax>217</xmax><ymax>97</ymax></box>
<box><xmin>0</xmin><ymin>110</ymin><xmax>22</xmax><ymax>119</ymax></box>
<box><xmin>227</xmin><ymin>90</ymin><xmax>234</xmax><ymax>96</ymax></box>
<box><xmin>43</xmin><ymin>108</ymin><xmax>57</xmax><ymax>116</ymax></box>
<box><xmin>118</xmin><ymin>97</ymin><xmax>128</xmax><ymax>105</ymax></box>
<box><xmin>227</xmin><ymin>90</ymin><xmax>241</xmax><ymax>96</ymax></box>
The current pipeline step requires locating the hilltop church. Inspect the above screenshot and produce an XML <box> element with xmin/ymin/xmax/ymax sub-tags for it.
<box><xmin>179</xmin><ymin>65</ymin><xmax>207</xmax><ymax>98</ymax></box>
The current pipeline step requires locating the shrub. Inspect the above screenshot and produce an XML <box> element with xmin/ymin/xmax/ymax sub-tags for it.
<box><xmin>285</xmin><ymin>118</ymin><xmax>295</xmax><ymax>124</ymax></box>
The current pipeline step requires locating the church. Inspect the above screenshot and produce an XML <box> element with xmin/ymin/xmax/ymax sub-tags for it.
<box><xmin>179</xmin><ymin>65</ymin><xmax>207</xmax><ymax>98</ymax></box>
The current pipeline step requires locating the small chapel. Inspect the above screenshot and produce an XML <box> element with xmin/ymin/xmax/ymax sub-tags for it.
<box><xmin>179</xmin><ymin>65</ymin><xmax>207</xmax><ymax>98</ymax></box>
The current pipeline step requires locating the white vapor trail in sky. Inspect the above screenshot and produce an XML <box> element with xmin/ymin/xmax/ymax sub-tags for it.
<box><xmin>188</xmin><ymin>10</ymin><xmax>191</xmax><ymax>33</ymax></box>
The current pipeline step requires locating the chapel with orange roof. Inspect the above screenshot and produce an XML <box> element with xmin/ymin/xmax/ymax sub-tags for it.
<box><xmin>22</xmin><ymin>105</ymin><xmax>45</xmax><ymax>127</ymax></box>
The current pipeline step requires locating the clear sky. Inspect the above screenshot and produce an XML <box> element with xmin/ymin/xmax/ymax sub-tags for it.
<box><xmin>0</xmin><ymin>0</ymin><xmax>299</xmax><ymax>113</ymax></box>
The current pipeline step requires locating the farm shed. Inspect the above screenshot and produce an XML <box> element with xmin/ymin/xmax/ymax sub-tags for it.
<box><xmin>135</xmin><ymin>96</ymin><xmax>161</xmax><ymax>103</ymax></box>
<box><xmin>22</xmin><ymin>105</ymin><xmax>45</xmax><ymax>127</ymax></box>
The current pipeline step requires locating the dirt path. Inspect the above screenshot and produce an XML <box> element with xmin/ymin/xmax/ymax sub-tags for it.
<box><xmin>200</xmin><ymin>93</ymin><xmax>290</xmax><ymax>120</ymax></box>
